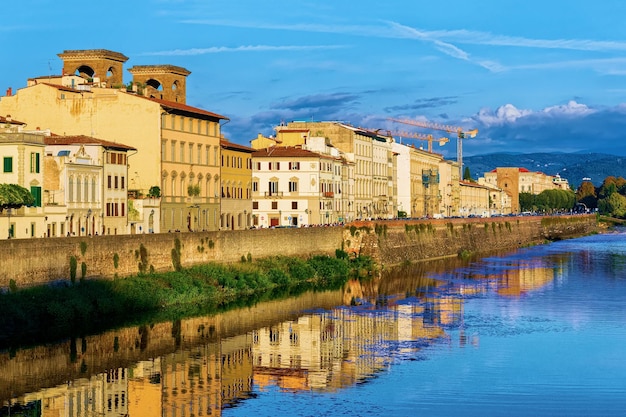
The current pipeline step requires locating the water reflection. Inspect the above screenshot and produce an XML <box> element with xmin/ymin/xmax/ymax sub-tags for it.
<box><xmin>0</xmin><ymin>242</ymin><xmax>604</xmax><ymax>416</ymax></box>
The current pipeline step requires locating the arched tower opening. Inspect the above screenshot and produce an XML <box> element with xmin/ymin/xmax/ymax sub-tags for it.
<box><xmin>57</xmin><ymin>49</ymin><xmax>129</xmax><ymax>87</ymax></box>
<box><xmin>128</xmin><ymin>65</ymin><xmax>191</xmax><ymax>103</ymax></box>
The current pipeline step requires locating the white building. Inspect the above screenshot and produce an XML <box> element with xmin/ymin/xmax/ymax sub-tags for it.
<box><xmin>0</xmin><ymin>132</ymin><xmax>45</xmax><ymax>239</ymax></box>
<box><xmin>252</xmin><ymin>147</ymin><xmax>343</xmax><ymax>227</ymax></box>
<box><xmin>44</xmin><ymin>135</ymin><xmax>138</xmax><ymax>236</ymax></box>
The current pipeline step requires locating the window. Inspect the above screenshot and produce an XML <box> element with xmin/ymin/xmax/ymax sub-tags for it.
<box><xmin>253</xmin><ymin>201</ymin><xmax>259</xmax><ymax>209</ymax></box>
<box><xmin>269</xmin><ymin>180</ymin><xmax>278</xmax><ymax>195</ymax></box>
<box><xmin>3</xmin><ymin>157</ymin><xmax>12</xmax><ymax>173</ymax></box>
<box><xmin>256</xmin><ymin>162</ymin><xmax>261</xmax><ymax>170</ymax></box>
<box><xmin>272</xmin><ymin>201</ymin><xmax>278</xmax><ymax>210</ymax></box>
<box><xmin>291</xmin><ymin>201</ymin><xmax>298</xmax><ymax>209</ymax></box>
<box><xmin>114</xmin><ymin>176</ymin><xmax>119</xmax><ymax>189</ymax></box>
<box><xmin>30</xmin><ymin>186</ymin><xmax>41</xmax><ymax>207</ymax></box>
<box><xmin>121</xmin><ymin>176</ymin><xmax>125</xmax><ymax>190</ymax></box>
<box><xmin>289</xmin><ymin>181</ymin><xmax>298</xmax><ymax>192</ymax></box>
<box><xmin>189</xmin><ymin>143</ymin><xmax>193</xmax><ymax>163</ymax></box>
<box><xmin>171</xmin><ymin>141</ymin><xmax>176</xmax><ymax>162</ymax></box>
<box><xmin>30</xmin><ymin>152</ymin><xmax>40</xmax><ymax>173</ymax></box>
<box><xmin>107</xmin><ymin>175</ymin><xmax>112</xmax><ymax>189</ymax></box>
<box><xmin>180</xmin><ymin>142</ymin><xmax>185</xmax><ymax>163</ymax></box>
<box><xmin>252</xmin><ymin>181</ymin><xmax>258</xmax><ymax>192</ymax></box>
<box><xmin>289</xmin><ymin>162</ymin><xmax>300</xmax><ymax>170</ymax></box>
<box><xmin>197</xmin><ymin>145</ymin><xmax>202</xmax><ymax>164</ymax></box>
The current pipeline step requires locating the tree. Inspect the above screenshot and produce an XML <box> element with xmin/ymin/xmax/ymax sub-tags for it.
<box><xmin>576</xmin><ymin>180</ymin><xmax>597</xmax><ymax>209</ymax></box>
<box><xmin>0</xmin><ymin>183</ymin><xmax>35</xmax><ymax>211</ymax></box>
<box><xmin>598</xmin><ymin>192</ymin><xmax>626</xmax><ymax>218</ymax></box>
<box><xmin>519</xmin><ymin>192</ymin><xmax>535</xmax><ymax>212</ymax></box>
<box><xmin>463</xmin><ymin>166</ymin><xmax>472</xmax><ymax>181</ymax></box>
<box><xmin>147</xmin><ymin>186</ymin><xmax>161</xmax><ymax>198</ymax></box>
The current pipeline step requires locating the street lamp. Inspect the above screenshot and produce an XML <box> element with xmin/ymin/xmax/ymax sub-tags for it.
<box><xmin>87</xmin><ymin>209</ymin><xmax>92</xmax><ymax>235</ymax></box>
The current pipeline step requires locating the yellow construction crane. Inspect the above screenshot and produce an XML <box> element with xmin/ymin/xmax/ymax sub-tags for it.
<box><xmin>389</xmin><ymin>130</ymin><xmax>449</xmax><ymax>152</ymax></box>
<box><xmin>388</xmin><ymin>117</ymin><xmax>478</xmax><ymax>179</ymax></box>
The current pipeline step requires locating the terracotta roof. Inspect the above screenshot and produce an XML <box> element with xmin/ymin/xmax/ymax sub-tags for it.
<box><xmin>252</xmin><ymin>146</ymin><xmax>337</xmax><ymax>160</ymax></box>
<box><xmin>0</xmin><ymin>115</ymin><xmax>26</xmax><ymax>125</ymax></box>
<box><xmin>44</xmin><ymin>134</ymin><xmax>136</xmax><ymax>151</ymax></box>
<box><xmin>145</xmin><ymin>97</ymin><xmax>228</xmax><ymax>120</ymax></box>
<box><xmin>36</xmin><ymin>83</ymin><xmax>228</xmax><ymax>121</ymax></box>
<box><xmin>41</xmin><ymin>82</ymin><xmax>90</xmax><ymax>94</ymax></box>
<box><xmin>460</xmin><ymin>180</ymin><xmax>489</xmax><ymax>189</ymax></box>
<box><xmin>277</xmin><ymin>129</ymin><xmax>310</xmax><ymax>133</ymax></box>
<box><xmin>220</xmin><ymin>139</ymin><xmax>255</xmax><ymax>153</ymax></box>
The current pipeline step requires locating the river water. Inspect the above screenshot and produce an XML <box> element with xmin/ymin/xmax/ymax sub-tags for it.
<box><xmin>2</xmin><ymin>230</ymin><xmax>626</xmax><ymax>416</ymax></box>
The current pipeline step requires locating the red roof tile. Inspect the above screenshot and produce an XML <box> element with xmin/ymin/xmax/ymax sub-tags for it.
<box><xmin>44</xmin><ymin>134</ymin><xmax>136</xmax><ymax>151</ymax></box>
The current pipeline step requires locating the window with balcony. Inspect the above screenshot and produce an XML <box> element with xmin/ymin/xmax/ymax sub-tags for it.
<box><xmin>269</xmin><ymin>180</ymin><xmax>278</xmax><ymax>195</ymax></box>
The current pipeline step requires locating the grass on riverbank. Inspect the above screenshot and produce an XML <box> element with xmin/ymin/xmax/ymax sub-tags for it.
<box><xmin>0</xmin><ymin>252</ymin><xmax>375</xmax><ymax>349</ymax></box>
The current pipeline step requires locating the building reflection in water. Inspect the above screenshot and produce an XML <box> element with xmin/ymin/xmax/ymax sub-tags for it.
<box><xmin>1</xmin><ymin>253</ymin><xmax>565</xmax><ymax>416</ymax></box>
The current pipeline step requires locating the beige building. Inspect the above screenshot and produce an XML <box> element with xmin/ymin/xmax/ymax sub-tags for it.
<box><xmin>0</xmin><ymin>49</ymin><xmax>228</xmax><ymax>233</ymax></box>
<box><xmin>410</xmin><ymin>147</ymin><xmax>442</xmax><ymax>218</ymax></box>
<box><xmin>482</xmin><ymin>167</ymin><xmax>569</xmax><ymax>213</ymax></box>
<box><xmin>275</xmin><ymin>122</ymin><xmax>396</xmax><ymax>220</ymax></box>
<box><xmin>459</xmin><ymin>180</ymin><xmax>491</xmax><ymax>217</ymax></box>
<box><xmin>220</xmin><ymin>139</ymin><xmax>254</xmax><ymax>230</ymax></box>
<box><xmin>438</xmin><ymin>159</ymin><xmax>461</xmax><ymax>217</ymax></box>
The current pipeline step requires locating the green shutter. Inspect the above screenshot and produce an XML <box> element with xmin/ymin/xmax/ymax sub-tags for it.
<box><xmin>3</xmin><ymin>157</ymin><xmax>12</xmax><ymax>173</ymax></box>
<box><xmin>30</xmin><ymin>186</ymin><xmax>42</xmax><ymax>207</ymax></box>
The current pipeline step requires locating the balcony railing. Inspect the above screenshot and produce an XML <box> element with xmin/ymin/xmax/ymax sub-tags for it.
<box><xmin>264</xmin><ymin>191</ymin><xmax>283</xmax><ymax>197</ymax></box>
<box><xmin>323</xmin><ymin>191</ymin><xmax>334</xmax><ymax>198</ymax></box>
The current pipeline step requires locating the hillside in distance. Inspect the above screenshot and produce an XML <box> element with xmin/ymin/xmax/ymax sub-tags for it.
<box><xmin>464</xmin><ymin>152</ymin><xmax>626</xmax><ymax>188</ymax></box>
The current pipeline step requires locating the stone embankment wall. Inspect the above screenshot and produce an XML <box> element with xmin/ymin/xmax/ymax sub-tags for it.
<box><xmin>343</xmin><ymin>215</ymin><xmax>598</xmax><ymax>266</ymax></box>
<box><xmin>0</xmin><ymin>215</ymin><xmax>597</xmax><ymax>288</ymax></box>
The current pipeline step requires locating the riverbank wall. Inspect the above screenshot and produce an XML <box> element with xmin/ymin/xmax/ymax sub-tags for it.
<box><xmin>0</xmin><ymin>215</ymin><xmax>597</xmax><ymax>289</ymax></box>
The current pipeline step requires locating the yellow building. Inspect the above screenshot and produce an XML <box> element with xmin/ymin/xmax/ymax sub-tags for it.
<box><xmin>0</xmin><ymin>49</ymin><xmax>228</xmax><ymax>232</ymax></box>
<box><xmin>220</xmin><ymin>139</ymin><xmax>254</xmax><ymax>230</ymax></box>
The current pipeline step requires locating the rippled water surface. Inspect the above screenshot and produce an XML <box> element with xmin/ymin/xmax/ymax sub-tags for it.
<box><xmin>225</xmin><ymin>232</ymin><xmax>626</xmax><ymax>417</ymax></box>
<box><xmin>2</xmin><ymin>231</ymin><xmax>626</xmax><ymax>416</ymax></box>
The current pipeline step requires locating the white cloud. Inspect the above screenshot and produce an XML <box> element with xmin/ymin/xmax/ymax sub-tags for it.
<box><xmin>142</xmin><ymin>44</ymin><xmax>347</xmax><ymax>56</ymax></box>
<box><xmin>542</xmin><ymin>101</ymin><xmax>595</xmax><ymax>116</ymax></box>
<box><xmin>476</xmin><ymin>104</ymin><xmax>532</xmax><ymax>126</ymax></box>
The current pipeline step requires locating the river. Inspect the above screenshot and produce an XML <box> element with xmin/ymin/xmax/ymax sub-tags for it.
<box><xmin>2</xmin><ymin>230</ymin><xmax>626</xmax><ymax>416</ymax></box>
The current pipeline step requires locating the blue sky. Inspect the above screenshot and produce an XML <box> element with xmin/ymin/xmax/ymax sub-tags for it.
<box><xmin>3</xmin><ymin>0</ymin><xmax>626</xmax><ymax>158</ymax></box>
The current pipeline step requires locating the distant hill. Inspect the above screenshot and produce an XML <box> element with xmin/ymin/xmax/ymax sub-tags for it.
<box><xmin>464</xmin><ymin>152</ymin><xmax>626</xmax><ymax>188</ymax></box>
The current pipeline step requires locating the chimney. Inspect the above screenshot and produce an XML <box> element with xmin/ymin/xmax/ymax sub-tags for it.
<box><xmin>6</xmin><ymin>87</ymin><xmax>12</xmax><ymax>96</ymax></box>
<box><xmin>5</xmin><ymin>115</ymin><xmax>11</xmax><ymax>122</ymax></box>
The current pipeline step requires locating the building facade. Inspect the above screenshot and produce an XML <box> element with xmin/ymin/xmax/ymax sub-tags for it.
<box><xmin>0</xmin><ymin>49</ymin><xmax>228</xmax><ymax>233</ymax></box>
<box><xmin>220</xmin><ymin>140</ymin><xmax>254</xmax><ymax>230</ymax></box>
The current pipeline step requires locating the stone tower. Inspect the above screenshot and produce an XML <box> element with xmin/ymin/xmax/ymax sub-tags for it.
<box><xmin>57</xmin><ymin>49</ymin><xmax>129</xmax><ymax>87</ymax></box>
<box><xmin>127</xmin><ymin>65</ymin><xmax>191</xmax><ymax>104</ymax></box>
